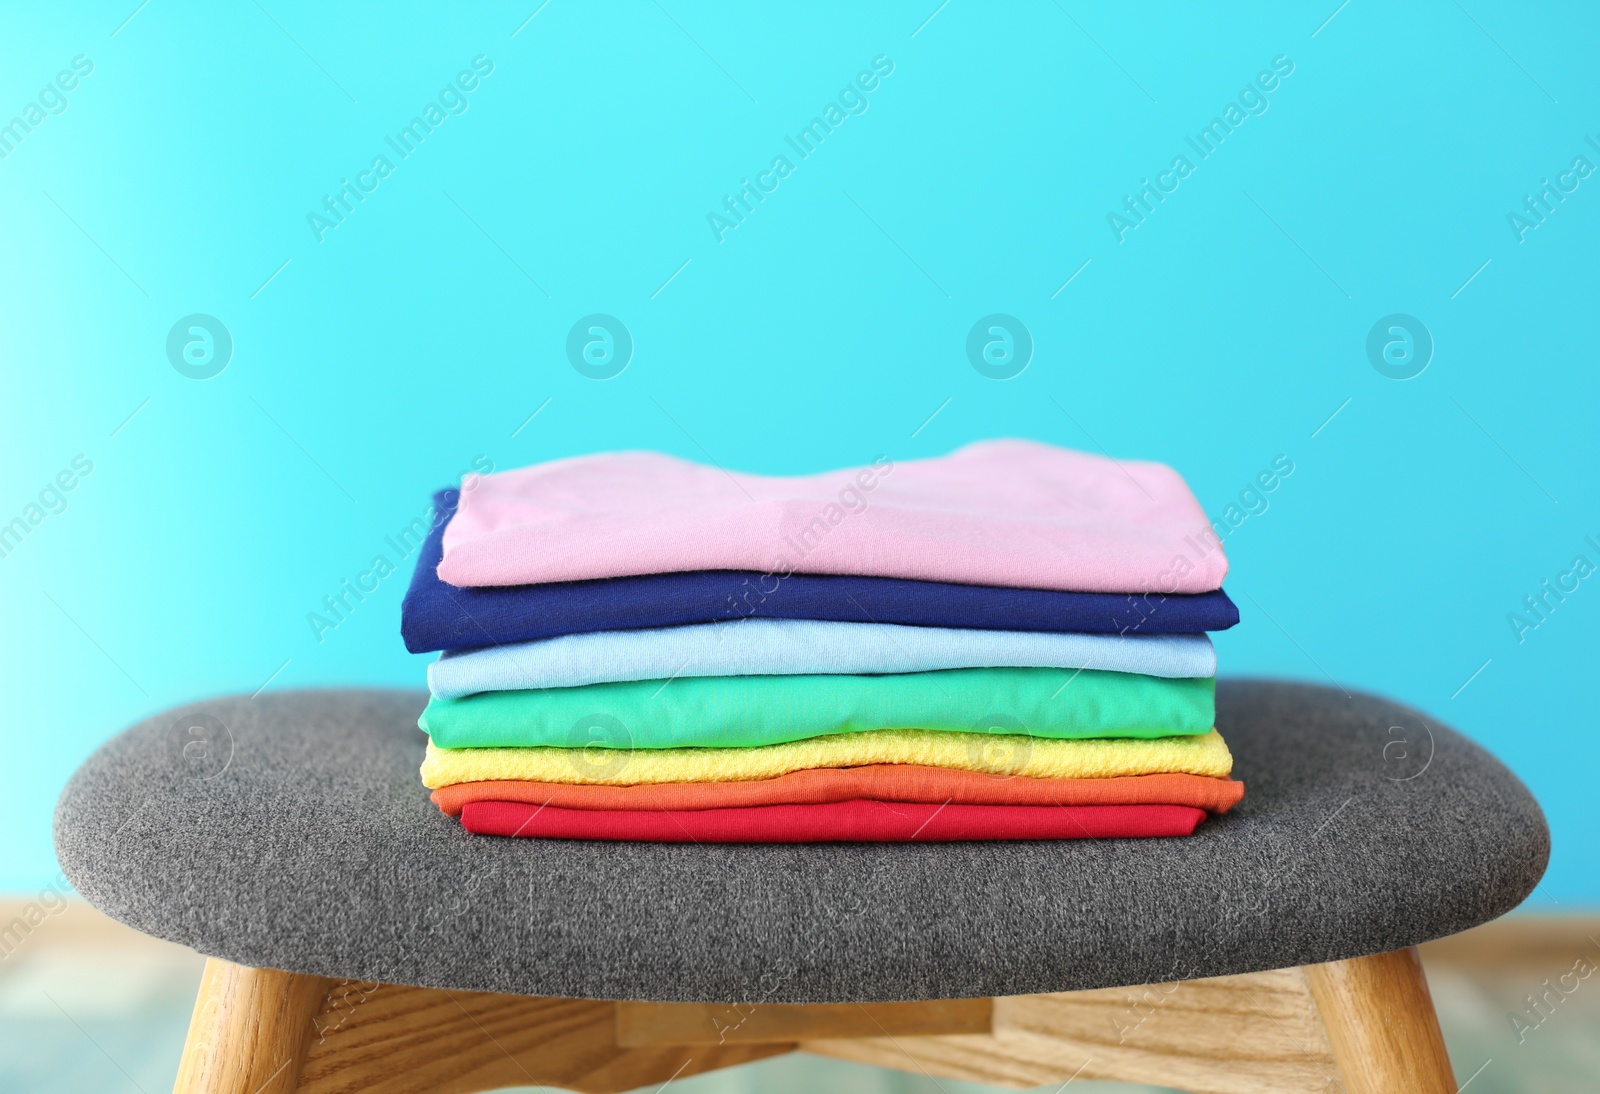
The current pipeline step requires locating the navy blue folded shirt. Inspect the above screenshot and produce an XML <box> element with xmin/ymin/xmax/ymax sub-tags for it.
<box><xmin>401</xmin><ymin>490</ymin><xmax>1240</xmax><ymax>653</ymax></box>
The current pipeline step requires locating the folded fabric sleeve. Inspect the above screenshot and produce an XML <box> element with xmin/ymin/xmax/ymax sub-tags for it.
<box><xmin>439</xmin><ymin>440</ymin><xmax>1228</xmax><ymax>593</ymax></box>
<box><xmin>457</xmin><ymin>799</ymin><xmax>1209</xmax><ymax>842</ymax></box>
<box><xmin>420</xmin><ymin>728</ymin><xmax>1235</xmax><ymax>788</ymax></box>
<box><xmin>401</xmin><ymin>491</ymin><xmax>1240</xmax><ymax>654</ymax></box>
<box><xmin>419</xmin><ymin>669</ymin><xmax>1216</xmax><ymax>750</ymax></box>
<box><xmin>428</xmin><ymin>619</ymin><xmax>1216</xmax><ymax>698</ymax></box>
<box><xmin>430</xmin><ymin>768</ymin><xmax>1246</xmax><ymax>816</ymax></box>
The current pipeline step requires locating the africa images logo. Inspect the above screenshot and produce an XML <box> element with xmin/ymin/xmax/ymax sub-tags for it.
<box><xmin>966</xmin><ymin>315</ymin><xmax>1033</xmax><ymax>380</ymax></box>
<box><xmin>566</xmin><ymin>315</ymin><xmax>633</xmax><ymax>380</ymax></box>
<box><xmin>166</xmin><ymin>314</ymin><xmax>233</xmax><ymax>379</ymax></box>
<box><xmin>707</xmin><ymin>55</ymin><xmax>895</xmax><ymax>243</ymax></box>
<box><xmin>306</xmin><ymin>55</ymin><xmax>496</xmax><ymax>243</ymax></box>
<box><xmin>0</xmin><ymin>54</ymin><xmax>94</xmax><ymax>161</ymax></box>
<box><xmin>1106</xmin><ymin>55</ymin><xmax>1295</xmax><ymax>243</ymax></box>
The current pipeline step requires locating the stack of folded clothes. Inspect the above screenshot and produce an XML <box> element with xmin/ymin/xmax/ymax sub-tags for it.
<box><xmin>402</xmin><ymin>439</ymin><xmax>1243</xmax><ymax>843</ymax></box>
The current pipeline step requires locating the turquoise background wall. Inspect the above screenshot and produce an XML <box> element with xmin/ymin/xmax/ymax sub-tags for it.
<box><xmin>1</xmin><ymin>1</ymin><xmax>1594</xmax><ymax>901</ymax></box>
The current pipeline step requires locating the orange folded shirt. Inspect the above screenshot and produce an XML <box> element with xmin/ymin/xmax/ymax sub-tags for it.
<box><xmin>431</xmin><ymin>765</ymin><xmax>1244</xmax><ymax>816</ymax></box>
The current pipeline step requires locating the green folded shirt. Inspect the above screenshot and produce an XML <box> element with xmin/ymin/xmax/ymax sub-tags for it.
<box><xmin>418</xmin><ymin>668</ymin><xmax>1215</xmax><ymax>750</ymax></box>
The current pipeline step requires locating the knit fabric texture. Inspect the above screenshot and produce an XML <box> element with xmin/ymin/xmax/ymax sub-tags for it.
<box><xmin>428</xmin><ymin>770</ymin><xmax>1247</xmax><ymax>816</ymax></box>
<box><xmin>457</xmin><ymin>800</ymin><xmax>1208</xmax><ymax>842</ymax></box>
<box><xmin>402</xmin><ymin>490</ymin><xmax>1242</xmax><ymax>654</ymax></box>
<box><xmin>439</xmin><ymin>440</ymin><xmax>1228</xmax><ymax>592</ymax></box>
<box><xmin>420</xmin><ymin>728</ymin><xmax>1234</xmax><ymax>788</ymax></box>
<box><xmin>419</xmin><ymin>670</ymin><xmax>1216</xmax><ymax>750</ymax></box>
<box><xmin>54</xmin><ymin>681</ymin><xmax>1548</xmax><ymax>1003</ymax></box>
<box><xmin>427</xmin><ymin>620</ymin><xmax>1216</xmax><ymax>698</ymax></box>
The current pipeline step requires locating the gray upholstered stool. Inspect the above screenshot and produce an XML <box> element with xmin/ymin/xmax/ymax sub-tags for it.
<box><xmin>56</xmin><ymin>681</ymin><xmax>1547</xmax><ymax>1094</ymax></box>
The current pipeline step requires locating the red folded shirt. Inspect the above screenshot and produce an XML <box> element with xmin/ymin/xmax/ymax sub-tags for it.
<box><xmin>432</xmin><ymin>768</ymin><xmax>1245</xmax><ymax>816</ymax></box>
<box><xmin>457</xmin><ymin>799</ymin><xmax>1207</xmax><ymax>842</ymax></box>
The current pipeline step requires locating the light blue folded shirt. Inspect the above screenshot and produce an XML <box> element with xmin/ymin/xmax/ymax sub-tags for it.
<box><xmin>427</xmin><ymin>618</ymin><xmax>1215</xmax><ymax>698</ymax></box>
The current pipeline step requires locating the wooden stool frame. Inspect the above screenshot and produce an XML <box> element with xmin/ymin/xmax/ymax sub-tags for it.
<box><xmin>171</xmin><ymin>948</ymin><xmax>1456</xmax><ymax>1093</ymax></box>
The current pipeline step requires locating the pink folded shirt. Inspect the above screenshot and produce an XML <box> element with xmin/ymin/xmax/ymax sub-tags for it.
<box><xmin>438</xmin><ymin>439</ymin><xmax>1226</xmax><ymax>593</ymax></box>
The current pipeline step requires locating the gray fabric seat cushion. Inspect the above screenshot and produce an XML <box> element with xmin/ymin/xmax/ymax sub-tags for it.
<box><xmin>54</xmin><ymin>680</ymin><xmax>1547</xmax><ymax>1003</ymax></box>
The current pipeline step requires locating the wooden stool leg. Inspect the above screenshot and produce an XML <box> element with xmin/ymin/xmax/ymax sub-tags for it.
<box><xmin>172</xmin><ymin>958</ymin><xmax>793</xmax><ymax>1094</ymax></box>
<box><xmin>1304</xmin><ymin>947</ymin><xmax>1455</xmax><ymax>1094</ymax></box>
<box><xmin>173</xmin><ymin>958</ymin><xmax>333</xmax><ymax>1094</ymax></box>
<box><xmin>167</xmin><ymin>953</ymin><xmax>1455</xmax><ymax>1094</ymax></box>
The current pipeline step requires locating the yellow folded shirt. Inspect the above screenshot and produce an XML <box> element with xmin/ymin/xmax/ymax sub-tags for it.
<box><xmin>420</xmin><ymin>727</ymin><xmax>1233</xmax><ymax>789</ymax></box>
